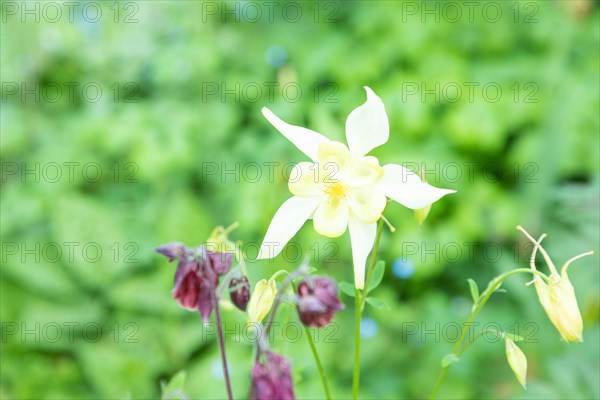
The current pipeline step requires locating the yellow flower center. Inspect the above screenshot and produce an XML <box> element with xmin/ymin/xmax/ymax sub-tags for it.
<box><xmin>324</xmin><ymin>182</ymin><xmax>347</xmax><ymax>200</ymax></box>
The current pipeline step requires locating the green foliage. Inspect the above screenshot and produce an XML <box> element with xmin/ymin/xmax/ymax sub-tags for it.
<box><xmin>1</xmin><ymin>1</ymin><xmax>599</xmax><ymax>399</ymax></box>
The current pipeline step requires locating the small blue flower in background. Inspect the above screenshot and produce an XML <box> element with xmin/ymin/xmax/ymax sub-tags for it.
<box><xmin>265</xmin><ymin>45</ymin><xmax>288</xmax><ymax>68</ymax></box>
<box><xmin>360</xmin><ymin>318</ymin><xmax>378</xmax><ymax>339</ymax></box>
<box><xmin>392</xmin><ymin>258</ymin><xmax>415</xmax><ymax>279</ymax></box>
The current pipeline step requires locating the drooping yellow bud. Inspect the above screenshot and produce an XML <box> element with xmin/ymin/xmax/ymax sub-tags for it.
<box><xmin>517</xmin><ymin>225</ymin><xmax>594</xmax><ymax>343</ymax></box>
<box><xmin>247</xmin><ymin>279</ymin><xmax>277</xmax><ymax>327</ymax></box>
<box><xmin>505</xmin><ymin>337</ymin><xmax>527</xmax><ymax>388</ymax></box>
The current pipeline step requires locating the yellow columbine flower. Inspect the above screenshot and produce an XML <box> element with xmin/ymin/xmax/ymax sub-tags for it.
<box><xmin>517</xmin><ymin>225</ymin><xmax>594</xmax><ymax>342</ymax></box>
<box><xmin>257</xmin><ymin>87</ymin><xmax>455</xmax><ymax>289</ymax></box>
<box><xmin>247</xmin><ymin>279</ymin><xmax>277</xmax><ymax>326</ymax></box>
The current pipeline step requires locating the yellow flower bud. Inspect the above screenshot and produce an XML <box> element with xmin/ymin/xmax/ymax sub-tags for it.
<box><xmin>517</xmin><ymin>226</ymin><xmax>594</xmax><ymax>342</ymax></box>
<box><xmin>247</xmin><ymin>279</ymin><xmax>277</xmax><ymax>326</ymax></box>
<box><xmin>505</xmin><ymin>337</ymin><xmax>527</xmax><ymax>388</ymax></box>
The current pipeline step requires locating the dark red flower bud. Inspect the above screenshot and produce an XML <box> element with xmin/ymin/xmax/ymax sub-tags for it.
<box><xmin>159</xmin><ymin>244</ymin><xmax>219</xmax><ymax>321</ymax></box>
<box><xmin>249</xmin><ymin>351</ymin><xmax>295</xmax><ymax>400</ymax></box>
<box><xmin>297</xmin><ymin>277</ymin><xmax>344</xmax><ymax>328</ymax></box>
<box><xmin>156</xmin><ymin>242</ymin><xmax>187</xmax><ymax>262</ymax></box>
<box><xmin>172</xmin><ymin>258</ymin><xmax>202</xmax><ymax>311</ymax></box>
<box><xmin>207</xmin><ymin>250</ymin><xmax>233</xmax><ymax>276</ymax></box>
<box><xmin>229</xmin><ymin>275</ymin><xmax>250</xmax><ymax>311</ymax></box>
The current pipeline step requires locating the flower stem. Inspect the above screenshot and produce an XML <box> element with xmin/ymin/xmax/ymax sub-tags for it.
<box><xmin>428</xmin><ymin>268</ymin><xmax>549</xmax><ymax>399</ymax></box>
<box><xmin>213</xmin><ymin>297</ymin><xmax>234</xmax><ymax>400</ymax></box>
<box><xmin>353</xmin><ymin>288</ymin><xmax>361</xmax><ymax>400</ymax></box>
<box><xmin>305</xmin><ymin>326</ymin><xmax>332</xmax><ymax>400</ymax></box>
<box><xmin>353</xmin><ymin>219</ymin><xmax>385</xmax><ymax>400</ymax></box>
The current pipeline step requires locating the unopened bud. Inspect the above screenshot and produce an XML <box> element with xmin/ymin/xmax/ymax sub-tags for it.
<box><xmin>229</xmin><ymin>275</ymin><xmax>251</xmax><ymax>311</ymax></box>
<box><xmin>505</xmin><ymin>337</ymin><xmax>527</xmax><ymax>389</ymax></box>
<box><xmin>248</xmin><ymin>279</ymin><xmax>277</xmax><ymax>326</ymax></box>
<box><xmin>249</xmin><ymin>351</ymin><xmax>295</xmax><ymax>400</ymax></box>
<box><xmin>297</xmin><ymin>277</ymin><xmax>344</xmax><ymax>328</ymax></box>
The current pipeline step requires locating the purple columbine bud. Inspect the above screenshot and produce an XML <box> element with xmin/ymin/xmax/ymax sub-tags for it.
<box><xmin>172</xmin><ymin>257</ymin><xmax>202</xmax><ymax>311</ymax></box>
<box><xmin>207</xmin><ymin>250</ymin><xmax>233</xmax><ymax>276</ymax></box>
<box><xmin>229</xmin><ymin>275</ymin><xmax>250</xmax><ymax>311</ymax></box>
<box><xmin>156</xmin><ymin>242</ymin><xmax>187</xmax><ymax>262</ymax></box>
<box><xmin>296</xmin><ymin>277</ymin><xmax>344</xmax><ymax>328</ymax></box>
<box><xmin>157</xmin><ymin>244</ymin><xmax>219</xmax><ymax>322</ymax></box>
<box><xmin>249</xmin><ymin>351</ymin><xmax>295</xmax><ymax>400</ymax></box>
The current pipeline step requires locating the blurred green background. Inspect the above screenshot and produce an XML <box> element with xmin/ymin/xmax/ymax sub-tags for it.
<box><xmin>1</xmin><ymin>1</ymin><xmax>599</xmax><ymax>399</ymax></box>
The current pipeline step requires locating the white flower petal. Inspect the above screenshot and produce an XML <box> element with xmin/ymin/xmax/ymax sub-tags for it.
<box><xmin>262</xmin><ymin>107</ymin><xmax>328</xmax><ymax>161</ymax></box>
<box><xmin>317</xmin><ymin>140</ymin><xmax>351</xmax><ymax>181</ymax></box>
<box><xmin>347</xmin><ymin>186</ymin><xmax>387</xmax><ymax>224</ymax></box>
<box><xmin>345</xmin><ymin>86</ymin><xmax>389</xmax><ymax>157</ymax></box>
<box><xmin>288</xmin><ymin>162</ymin><xmax>323</xmax><ymax>197</ymax></box>
<box><xmin>348</xmin><ymin>156</ymin><xmax>384</xmax><ymax>187</ymax></box>
<box><xmin>376</xmin><ymin>164</ymin><xmax>456</xmax><ymax>209</ymax></box>
<box><xmin>257</xmin><ymin>196</ymin><xmax>321</xmax><ymax>259</ymax></box>
<box><xmin>313</xmin><ymin>197</ymin><xmax>349</xmax><ymax>238</ymax></box>
<box><xmin>348</xmin><ymin>216</ymin><xmax>377</xmax><ymax>289</ymax></box>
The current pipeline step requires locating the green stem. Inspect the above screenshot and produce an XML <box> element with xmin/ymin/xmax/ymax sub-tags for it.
<box><xmin>353</xmin><ymin>289</ymin><xmax>361</xmax><ymax>400</ymax></box>
<box><xmin>429</xmin><ymin>268</ymin><xmax>548</xmax><ymax>399</ymax></box>
<box><xmin>305</xmin><ymin>326</ymin><xmax>332</xmax><ymax>400</ymax></box>
<box><xmin>353</xmin><ymin>219</ymin><xmax>385</xmax><ymax>400</ymax></box>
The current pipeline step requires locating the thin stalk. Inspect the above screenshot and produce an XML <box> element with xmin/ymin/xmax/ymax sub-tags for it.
<box><xmin>352</xmin><ymin>288</ymin><xmax>361</xmax><ymax>400</ymax></box>
<box><xmin>305</xmin><ymin>326</ymin><xmax>332</xmax><ymax>400</ymax></box>
<box><xmin>263</xmin><ymin>269</ymin><xmax>304</xmax><ymax>338</ymax></box>
<box><xmin>429</xmin><ymin>268</ymin><xmax>549</xmax><ymax>399</ymax></box>
<box><xmin>353</xmin><ymin>219</ymin><xmax>385</xmax><ymax>399</ymax></box>
<box><xmin>212</xmin><ymin>298</ymin><xmax>234</xmax><ymax>400</ymax></box>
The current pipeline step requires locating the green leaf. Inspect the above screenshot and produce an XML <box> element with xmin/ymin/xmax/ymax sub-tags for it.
<box><xmin>161</xmin><ymin>370</ymin><xmax>187</xmax><ymax>400</ymax></box>
<box><xmin>441</xmin><ymin>354</ymin><xmax>460</xmax><ymax>368</ymax></box>
<box><xmin>367</xmin><ymin>261</ymin><xmax>386</xmax><ymax>292</ymax></box>
<box><xmin>495</xmin><ymin>288</ymin><xmax>508</xmax><ymax>293</ymax></box>
<box><xmin>339</xmin><ymin>282</ymin><xmax>356</xmax><ymax>297</ymax></box>
<box><xmin>467</xmin><ymin>279</ymin><xmax>480</xmax><ymax>304</ymax></box>
<box><xmin>365</xmin><ymin>297</ymin><xmax>388</xmax><ymax>309</ymax></box>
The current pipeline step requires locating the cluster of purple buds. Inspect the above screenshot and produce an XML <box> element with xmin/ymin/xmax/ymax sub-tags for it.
<box><xmin>296</xmin><ymin>276</ymin><xmax>344</xmax><ymax>328</ymax></box>
<box><xmin>156</xmin><ymin>242</ymin><xmax>233</xmax><ymax>322</ymax></box>
<box><xmin>249</xmin><ymin>351</ymin><xmax>295</xmax><ymax>400</ymax></box>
